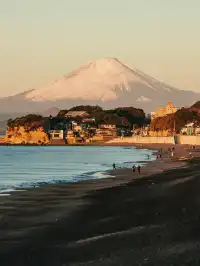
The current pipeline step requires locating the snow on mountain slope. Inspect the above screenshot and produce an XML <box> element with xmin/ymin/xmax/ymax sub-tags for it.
<box><xmin>25</xmin><ymin>57</ymin><xmax>178</xmax><ymax>102</ymax></box>
<box><xmin>136</xmin><ymin>96</ymin><xmax>152</xmax><ymax>102</ymax></box>
<box><xmin>0</xmin><ymin>57</ymin><xmax>199</xmax><ymax>114</ymax></box>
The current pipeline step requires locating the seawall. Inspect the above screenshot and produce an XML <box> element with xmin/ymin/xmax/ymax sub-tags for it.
<box><xmin>176</xmin><ymin>136</ymin><xmax>200</xmax><ymax>145</ymax></box>
<box><xmin>107</xmin><ymin>136</ymin><xmax>175</xmax><ymax>144</ymax></box>
<box><xmin>107</xmin><ymin>136</ymin><xmax>200</xmax><ymax>145</ymax></box>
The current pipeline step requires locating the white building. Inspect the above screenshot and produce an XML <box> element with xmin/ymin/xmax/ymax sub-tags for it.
<box><xmin>50</xmin><ymin>130</ymin><xmax>64</xmax><ymax>139</ymax></box>
<box><xmin>99</xmin><ymin>124</ymin><xmax>116</xmax><ymax>129</ymax></box>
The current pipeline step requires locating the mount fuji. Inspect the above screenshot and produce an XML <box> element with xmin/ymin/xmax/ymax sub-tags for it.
<box><xmin>0</xmin><ymin>57</ymin><xmax>199</xmax><ymax>115</ymax></box>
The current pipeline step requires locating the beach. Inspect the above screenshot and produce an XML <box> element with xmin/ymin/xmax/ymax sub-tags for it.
<box><xmin>1</xmin><ymin>144</ymin><xmax>200</xmax><ymax>265</ymax></box>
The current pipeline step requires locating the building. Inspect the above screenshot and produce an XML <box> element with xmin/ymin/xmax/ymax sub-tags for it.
<box><xmin>151</xmin><ymin>101</ymin><xmax>179</xmax><ymax>120</ymax></box>
<box><xmin>82</xmin><ymin>118</ymin><xmax>96</xmax><ymax>123</ymax></box>
<box><xmin>99</xmin><ymin>124</ymin><xmax>116</xmax><ymax>129</ymax></box>
<box><xmin>50</xmin><ymin>130</ymin><xmax>64</xmax><ymax>139</ymax></box>
<box><xmin>96</xmin><ymin>129</ymin><xmax>115</xmax><ymax>137</ymax></box>
<box><xmin>65</xmin><ymin>111</ymin><xmax>89</xmax><ymax>118</ymax></box>
<box><xmin>181</xmin><ymin>122</ymin><xmax>200</xmax><ymax>135</ymax></box>
<box><xmin>132</xmin><ymin>125</ymin><xmax>149</xmax><ymax>136</ymax></box>
<box><xmin>180</xmin><ymin>123</ymin><xmax>194</xmax><ymax>135</ymax></box>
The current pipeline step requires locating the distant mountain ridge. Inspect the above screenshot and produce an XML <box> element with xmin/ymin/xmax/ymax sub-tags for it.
<box><xmin>0</xmin><ymin>57</ymin><xmax>199</xmax><ymax>114</ymax></box>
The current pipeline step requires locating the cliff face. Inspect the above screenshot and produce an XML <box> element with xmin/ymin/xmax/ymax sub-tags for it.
<box><xmin>4</xmin><ymin>126</ymin><xmax>50</xmax><ymax>144</ymax></box>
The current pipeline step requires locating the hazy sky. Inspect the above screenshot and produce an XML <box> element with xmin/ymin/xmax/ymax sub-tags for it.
<box><xmin>0</xmin><ymin>0</ymin><xmax>200</xmax><ymax>97</ymax></box>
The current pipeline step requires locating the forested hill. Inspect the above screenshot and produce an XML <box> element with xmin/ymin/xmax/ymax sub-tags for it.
<box><xmin>7</xmin><ymin>105</ymin><xmax>150</xmax><ymax>129</ymax></box>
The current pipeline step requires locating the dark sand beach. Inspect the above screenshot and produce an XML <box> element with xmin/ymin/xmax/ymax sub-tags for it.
<box><xmin>1</xmin><ymin>144</ymin><xmax>200</xmax><ymax>265</ymax></box>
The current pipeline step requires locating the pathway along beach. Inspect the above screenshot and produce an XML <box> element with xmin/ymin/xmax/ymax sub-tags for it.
<box><xmin>1</xmin><ymin>144</ymin><xmax>200</xmax><ymax>265</ymax></box>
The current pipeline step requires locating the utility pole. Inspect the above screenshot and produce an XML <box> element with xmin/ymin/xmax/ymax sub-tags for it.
<box><xmin>173</xmin><ymin>120</ymin><xmax>176</xmax><ymax>135</ymax></box>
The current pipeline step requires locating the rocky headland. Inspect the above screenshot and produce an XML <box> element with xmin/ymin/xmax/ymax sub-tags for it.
<box><xmin>4</xmin><ymin>126</ymin><xmax>49</xmax><ymax>144</ymax></box>
<box><xmin>4</xmin><ymin>114</ymin><xmax>49</xmax><ymax>145</ymax></box>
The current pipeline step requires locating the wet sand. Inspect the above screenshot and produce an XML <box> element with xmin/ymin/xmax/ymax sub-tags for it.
<box><xmin>1</xmin><ymin>144</ymin><xmax>200</xmax><ymax>265</ymax></box>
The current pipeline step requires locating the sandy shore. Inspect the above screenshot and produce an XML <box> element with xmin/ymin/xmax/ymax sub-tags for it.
<box><xmin>1</xmin><ymin>144</ymin><xmax>200</xmax><ymax>265</ymax></box>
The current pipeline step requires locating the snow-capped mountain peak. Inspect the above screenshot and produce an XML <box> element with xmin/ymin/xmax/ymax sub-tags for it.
<box><xmin>0</xmin><ymin>57</ymin><xmax>199</xmax><ymax>114</ymax></box>
<box><xmin>25</xmin><ymin>57</ymin><xmax>178</xmax><ymax>102</ymax></box>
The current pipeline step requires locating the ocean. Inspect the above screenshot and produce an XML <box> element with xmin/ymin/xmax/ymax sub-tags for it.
<box><xmin>0</xmin><ymin>146</ymin><xmax>155</xmax><ymax>193</ymax></box>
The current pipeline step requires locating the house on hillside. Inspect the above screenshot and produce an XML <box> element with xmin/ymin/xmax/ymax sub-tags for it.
<box><xmin>151</xmin><ymin>102</ymin><xmax>179</xmax><ymax>120</ymax></box>
<box><xmin>82</xmin><ymin>118</ymin><xmax>96</xmax><ymax>123</ymax></box>
<box><xmin>181</xmin><ymin>122</ymin><xmax>200</xmax><ymax>135</ymax></box>
<box><xmin>181</xmin><ymin>123</ymin><xmax>194</xmax><ymax>135</ymax></box>
<box><xmin>95</xmin><ymin>124</ymin><xmax>117</xmax><ymax>139</ymax></box>
<box><xmin>65</xmin><ymin>111</ymin><xmax>90</xmax><ymax>118</ymax></box>
<box><xmin>50</xmin><ymin>130</ymin><xmax>64</xmax><ymax>139</ymax></box>
<box><xmin>99</xmin><ymin>124</ymin><xmax>116</xmax><ymax>129</ymax></box>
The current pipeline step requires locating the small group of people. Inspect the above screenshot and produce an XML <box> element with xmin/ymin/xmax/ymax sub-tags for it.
<box><xmin>112</xmin><ymin>163</ymin><xmax>141</xmax><ymax>174</ymax></box>
<box><xmin>169</xmin><ymin>146</ymin><xmax>175</xmax><ymax>152</ymax></box>
<box><xmin>156</xmin><ymin>148</ymin><xmax>164</xmax><ymax>159</ymax></box>
<box><xmin>132</xmin><ymin>164</ymin><xmax>141</xmax><ymax>174</ymax></box>
<box><xmin>190</xmin><ymin>145</ymin><xmax>196</xmax><ymax>150</ymax></box>
<box><xmin>168</xmin><ymin>146</ymin><xmax>176</xmax><ymax>157</ymax></box>
<box><xmin>156</xmin><ymin>153</ymin><xmax>162</xmax><ymax>159</ymax></box>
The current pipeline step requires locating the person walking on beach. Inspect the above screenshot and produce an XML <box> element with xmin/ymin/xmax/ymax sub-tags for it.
<box><xmin>171</xmin><ymin>151</ymin><xmax>175</xmax><ymax>158</ymax></box>
<box><xmin>132</xmin><ymin>164</ymin><xmax>136</xmax><ymax>172</ymax></box>
<box><xmin>113</xmin><ymin>163</ymin><xmax>116</xmax><ymax>170</ymax></box>
<box><xmin>137</xmin><ymin>165</ymin><xmax>141</xmax><ymax>175</ymax></box>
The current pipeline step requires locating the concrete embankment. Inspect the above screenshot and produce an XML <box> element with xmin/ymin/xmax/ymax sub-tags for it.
<box><xmin>107</xmin><ymin>135</ymin><xmax>200</xmax><ymax>145</ymax></box>
<box><xmin>107</xmin><ymin>136</ymin><xmax>175</xmax><ymax>144</ymax></box>
<box><xmin>176</xmin><ymin>135</ymin><xmax>200</xmax><ymax>145</ymax></box>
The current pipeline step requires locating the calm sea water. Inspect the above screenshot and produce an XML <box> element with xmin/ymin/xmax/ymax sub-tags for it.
<box><xmin>0</xmin><ymin>146</ymin><xmax>155</xmax><ymax>193</ymax></box>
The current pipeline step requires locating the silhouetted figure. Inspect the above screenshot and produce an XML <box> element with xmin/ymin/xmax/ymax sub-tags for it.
<box><xmin>132</xmin><ymin>165</ymin><xmax>136</xmax><ymax>172</ymax></box>
<box><xmin>137</xmin><ymin>165</ymin><xmax>141</xmax><ymax>174</ymax></box>
<box><xmin>113</xmin><ymin>163</ymin><xmax>116</xmax><ymax>170</ymax></box>
<box><xmin>160</xmin><ymin>153</ymin><xmax>162</xmax><ymax>158</ymax></box>
<box><xmin>172</xmin><ymin>146</ymin><xmax>175</xmax><ymax>151</ymax></box>
<box><xmin>147</xmin><ymin>155</ymin><xmax>150</xmax><ymax>160</ymax></box>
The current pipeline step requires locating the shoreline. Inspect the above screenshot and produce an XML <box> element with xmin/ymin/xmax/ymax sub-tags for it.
<box><xmin>1</xmin><ymin>144</ymin><xmax>200</xmax><ymax>265</ymax></box>
<box><xmin>0</xmin><ymin>144</ymin><xmax>156</xmax><ymax>195</ymax></box>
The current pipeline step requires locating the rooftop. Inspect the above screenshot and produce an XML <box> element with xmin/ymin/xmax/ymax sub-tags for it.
<box><xmin>65</xmin><ymin>111</ymin><xmax>89</xmax><ymax>118</ymax></box>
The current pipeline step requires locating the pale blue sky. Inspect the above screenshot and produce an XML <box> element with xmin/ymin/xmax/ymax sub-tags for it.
<box><xmin>0</xmin><ymin>0</ymin><xmax>200</xmax><ymax>97</ymax></box>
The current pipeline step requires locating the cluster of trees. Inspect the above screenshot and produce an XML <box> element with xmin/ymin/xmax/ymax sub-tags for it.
<box><xmin>191</xmin><ymin>101</ymin><xmax>200</xmax><ymax>109</ymax></box>
<box><xmin>150</xmin><ymin>107</ymin><xmax>200</xmax><ymax>133</ymax></box>
<box><xmin>57</xmin><ymin>105</ymin><xmax>149</xmax><ymax>127</ymax></box>
<box><xmin>7</xmin><ymin>114</ymin><xmax>45</xmax><ymax>130</ymax></box>
<box><xmin>7</xmin><ymin>105</ymin><xmax>151</xmax><ymax>131</ymax></box>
